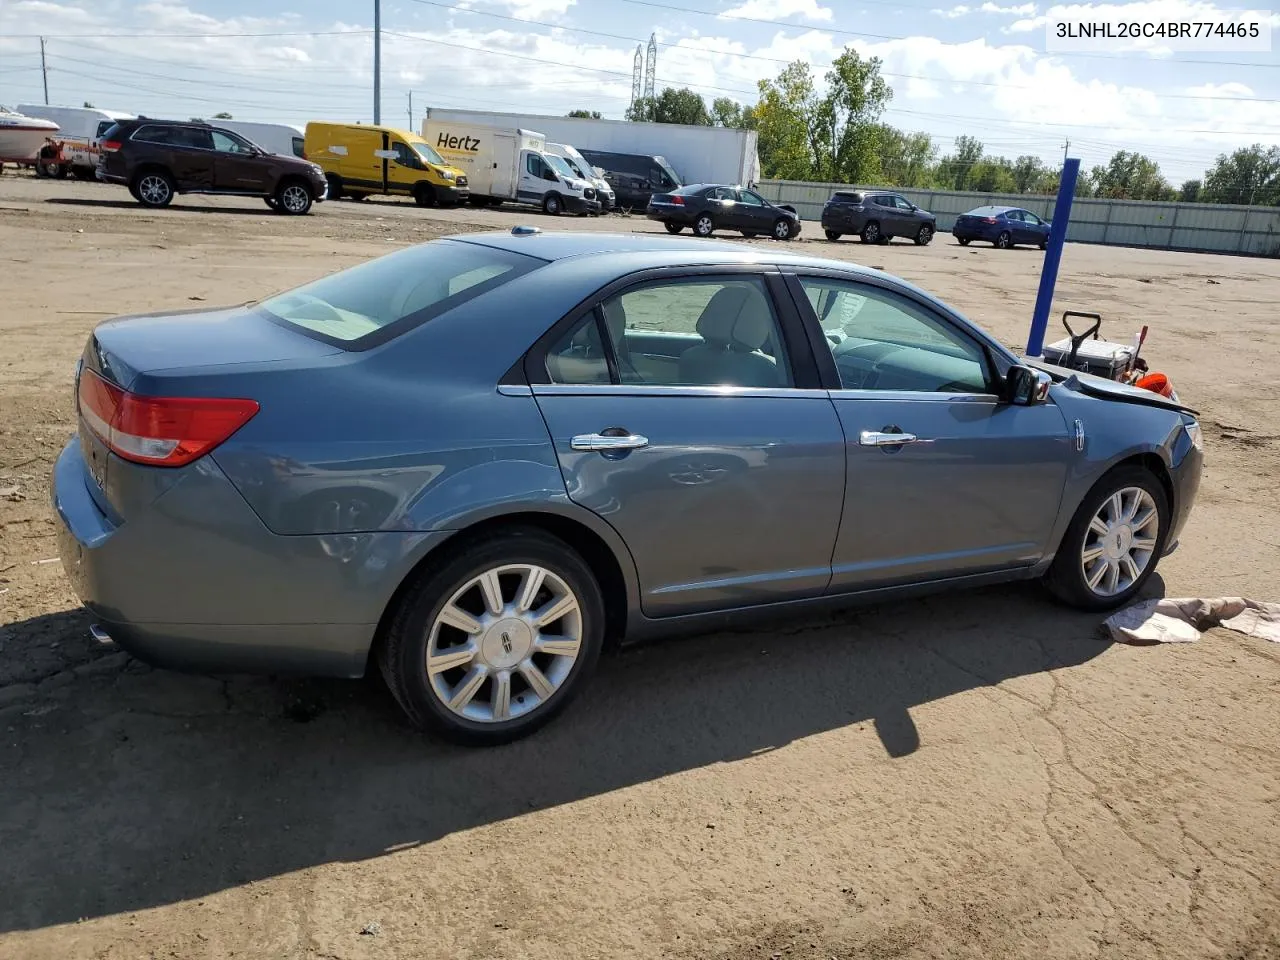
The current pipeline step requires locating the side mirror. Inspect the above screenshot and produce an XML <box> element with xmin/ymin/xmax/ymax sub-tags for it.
<box><xmin>544</xmin><ymin>170</ymin><xmax>558</xmax><ymax>182</ymax></box>
<box><xmin>1006</xmin><ymin>365</ymin><xmax>1052</xmax><ymax>405</ymax></box>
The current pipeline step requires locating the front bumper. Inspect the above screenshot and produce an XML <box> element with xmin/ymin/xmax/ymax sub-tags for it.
<box><xmin>436</xmin><ymin>183</ymin><xmax>470</xmax><ymax>205</ymax></box>
<box><xmin>565</xmin><ymin>195</ymin><xmax>601</xmax><ymax>214</ymax></box>
<box><xmin>52</xmin><ymin>439</ymin><xmax>440</xmax><ymax>678</ymax></box>
<box><xmin>1166</xmin><ymin>429</ymin><xmax>1204</xmax><ymax>551</ymax></box>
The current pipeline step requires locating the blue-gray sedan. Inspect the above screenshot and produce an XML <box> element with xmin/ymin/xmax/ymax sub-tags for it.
<box><xmin>53</xmin><ymin>228</ymin><xmax>1203</xmax><ymax>744</ymax></box>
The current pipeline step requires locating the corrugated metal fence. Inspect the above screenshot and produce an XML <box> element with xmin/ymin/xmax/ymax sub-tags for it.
<box><xmin>757</xmin><ymin>179</ymin><xmax>1280</xmax><ymax>257</ymax></box>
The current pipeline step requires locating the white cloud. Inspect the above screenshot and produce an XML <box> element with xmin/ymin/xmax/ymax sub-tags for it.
<box><xmin>466</xmin><ymin>0</ymin><xmax>577</xmax><ymax>17</ymax></box>
<box><xmin>980</xmin><ymin>2</ymin><xmax>1037</xmax><ymax>13</ymax></box>
<box><xmin>720</xmin><ymin>0</ymin><xmax>834</xmax><ymax>22</ymax></box>
<box><xmin>933</xmin><ymin>5</ymin><xmax>972</xmax><ymax>17</ymax></box>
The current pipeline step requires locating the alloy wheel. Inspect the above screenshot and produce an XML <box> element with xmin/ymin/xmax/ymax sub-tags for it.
<box><xmin>426</xmin><ymin>563</ymin><xmax>583</xmax><ymax>723</ymax></box>
<box><xmin>694</xmin><ymin>215</ymin><xmax>714</xmax><ymax>236</ymax></box>
<box><xmin>281</xmin><ymin>184</ymin><xmax>310</xmax><ymax>213</ymax></box>
<box><xmin>138</xmin><ymin>175</ymin><xmax>170</xmax><ymax>205</ymax></box>
<box><xmin>863</xmin><ymin>222</ymin><xmax>880</xmax><ymax>243</ymax></box>
<box><xmin>773</xmin><ymin>218</ymin><xmax>791</xmax><ymax>240</ymax></box>
<box><xmin>1080</xmin><ymin>487</ymin><xmax>1160</xmax><ymax>597</ymax></box>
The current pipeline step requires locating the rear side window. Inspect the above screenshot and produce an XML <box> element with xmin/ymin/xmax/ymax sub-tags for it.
<box><xmin>832</xmin><ymin>192</ymin><xmax>862</xmax><ymax>203</ymax></box>
<box><xmin>131</xmin><ymin>124</ymin><xmax>172</xmax><ymax>144</ymax></box>
<box><xmin>257</xmin><ymin>239</ymin><xmax>543</xmax><ymax>349</ymax></box>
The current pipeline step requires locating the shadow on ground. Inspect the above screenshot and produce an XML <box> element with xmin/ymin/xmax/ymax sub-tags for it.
<box><xmin>0</xmin><ymin>583</ymin><xmax>1128</xmax><ymax>932</ymax></box>
<box><xmin>44</xmin><ymin>197</ymin><xmax>276</xmax><ymax>215</ymax></box>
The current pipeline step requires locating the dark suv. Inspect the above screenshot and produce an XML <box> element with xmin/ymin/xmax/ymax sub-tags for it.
<box><xmin>821</xmin><ymin>190</ymin><xmax>936</xmax><ymax>245</ymax></box>
<box><xmin>97</xmin><ymin>119</ymin><xmax>328</xmax><ymax>214</ymax></box>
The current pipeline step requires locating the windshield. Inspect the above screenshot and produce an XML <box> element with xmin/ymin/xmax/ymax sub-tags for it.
<box><xmin>411</xmin><ymin>141</ymin><xmax>446</xmax><ymax>166</ymax></box>
<box><xmin>655</xmin><ymin>156</ymin><xmax>682</xmax><ymax>186</ymax></box>
<box><xmin>559</xmin><ymin>154</ymin><xmax>588</xmax><ymax>178</ymax></box>
<box><xmin>258</xmin><ymin>240</ymin><xmax>542</xmax><ymax>347</ymax></box>
<box><xmin>545</xmin><ymin>154</ymin><xmax>576</xmax><ymax>179</ymax></box>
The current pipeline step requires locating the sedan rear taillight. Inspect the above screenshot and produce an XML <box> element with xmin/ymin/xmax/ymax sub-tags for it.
<box><xmin>670</xmin><ymin>196</ymin><xmax>684</xmax><ymax>205</ymax></box>
<box><xmin>100</xmin><ymin>140</ymin><xmax>122</xmax><ymax>153</ymax></box>
<box><xmin>77</xmin><ymin>369</ymin><xmax>259</xmax><ymax>467</ymax></box>
<box><xmin>982</xmin><ymin>217</ymin><xmax>998</xmax><ymax>224</ymax></box>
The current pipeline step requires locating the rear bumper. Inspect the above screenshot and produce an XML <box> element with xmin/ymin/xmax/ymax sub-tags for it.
<box><xmin>647</xmin><ymin>206</ymin><xmax>695</xmax><ymax>224</ymax></box>
<box><xmin>52</xmin><ymin>439</ymin><xmax>442</xmax><ymax>678</ymax></box>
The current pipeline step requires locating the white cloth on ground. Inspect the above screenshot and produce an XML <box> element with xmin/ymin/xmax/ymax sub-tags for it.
<box><xmin>1103</xmin><ymin>597</ymin><xmax>1280</xmax><ymax>645</ymax></box>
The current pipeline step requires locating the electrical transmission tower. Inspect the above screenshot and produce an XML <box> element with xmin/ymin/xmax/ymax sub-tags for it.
<box><xmin>643</xmin><ymin>33</ymin><xmax>657</xmax><ymax>100</ymax></box>
<box><xmin>630</xmin><ymin>44</ymin><xmax>643</xmax><ymax>111</ymax></box>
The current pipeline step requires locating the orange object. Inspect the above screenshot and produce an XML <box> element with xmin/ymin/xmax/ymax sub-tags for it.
<box><xmin>1136</xmin><ymin>372</ymin><xmax>1175</xmax><ymax>398</ymax></box>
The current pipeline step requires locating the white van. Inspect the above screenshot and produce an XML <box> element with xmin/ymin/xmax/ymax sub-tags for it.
<box><xmin>545</xmin><ymin>142</ymin><xmax>614</xmax><ymax>211</ymax></box>
<box><xmin>423</xmin><ymin>121</ymin><xmax>599</xmax><ymax>215</ymax></box>
<box><xmin>211</xmin><ymin>121</ymin><xmax>305</xmax><ymax>158</ymax></box>
<box><xmin>18</xmin><ymin>104</ymin><xmax>134</xmax><ymax>178</ymax></box>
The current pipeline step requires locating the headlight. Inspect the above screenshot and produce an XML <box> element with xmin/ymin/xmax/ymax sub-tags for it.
<box><xmin>1184</xmin><ymin>419</ymin><xmax>1202</xmax><ymax>450</ymax></box>
<box><xmin>438</xmin><ymin>169</ymin><xmax>455</xmax><ymax>181</ymax></box>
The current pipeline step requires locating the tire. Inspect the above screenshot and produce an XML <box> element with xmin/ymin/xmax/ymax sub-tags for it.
<box><xmin>772</xmin><ymin>218</ymin><xmax>793</xmax><ymax>241</ymax></box>
<box><xmin>377</xmin><ymin>527</ymin><xmax>605</xmax><ymax>746</ymax></box>
<box><xmin>995</xmin><ymin>231</ymin><xmax>1012</xmax><ymax>249</ymax></box>
<box><xmin>915</xmin><ymin>224</ymin><xmax>934</xmax><ymax>246</ymax></box>
<box><xmin>1039</xmin><ymin>240</ymin><xmax>1048</xmax><ymax>251</ymax></box>
<box><xmin>1043</xmin><ymin>466</ymin><xmax>1170</xmax><ymax>612</ymax></box>
<box><xmin>664</xmin><ymin>222</ymin><xmax>683</xmax><ymax>234</ymax></box>
<box><xmin>860</xmin><ymin>221</ymin><xmax>881</xmax><ymax>243</ymax></box>
<box><xmin>542</xmin><ymin>193</ymin><xmax>563</xmax><ymax>215</ymax></box>
<box><xmin>325</xmin><ymin>174</ymin><xmax>344</xmax><ymax>201</ymax></box>
<box><xmin>824</xmin><ymin>229</ymin><xmax>841</xmax><ymax>242</ymax></box>
<box><xmin>693</xmin><ymin>213</ymin><xmax>715</xmax><ymax>237</ymax></box>
<box><xmin>275</xmin><ymin>179</ymin><xmax>313</xmax><ymax>215</ymax></box>
<box><xmin>264</xmin><ymin>197</ymin><xmax>279</xmax><ymax>210</ymax></box>
<box><xmin>72</xmin><ymin>167</ymin><xmax>96</xmax><ymax>182</ymax></box>
<box><xmin>133</xmin><ymin>170</ymin><xmax>175</xmax><ymax>208</ymax></box>
<box><xmin>414</xmin><ymin>184</ymin><xmax>436</xmax><ymax>208</ymax></box>
<box><xmin>957</xmin><ymin>237</ymin><xmax>970</xmax><ymax>246</ymax></box>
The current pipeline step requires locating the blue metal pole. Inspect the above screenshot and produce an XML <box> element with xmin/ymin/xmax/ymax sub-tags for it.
<box><xmin>1025</xmin><ymin>157</ymin><xmax>1080</xmax><ymax>357</ymax></box>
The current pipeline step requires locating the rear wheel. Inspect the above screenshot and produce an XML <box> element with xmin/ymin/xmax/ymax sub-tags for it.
<box><xmin>693</xmin><ymin>213</ymin><xmax>715</xmax><ymax>237</ymax></box>
<box><xmin>276</xmin><ymin>179</ymin><xmax>313</xmax><ymax>215</ymax></box>
<box><xmin>377</xmin><ymin>528</ymin><xmax>605</xmax><ymax>745</ymax></box>
<box><xmin>133</xmin><ymin>170</ymin><xmax>175</xmax><ymax>208</ymax></box>
<box><xmin>957</xmin><ymin>237</ymin><xmax>971</xmax><ymax>246</ymax></box>
<box><xmin>664</xmin><ymin>222</ymin><xmax>683</xmax><ymax>234</ymax></box>
<box><xmin>824</xmin><ymin>229</ymin><xmax>841</xmax><ymax>241</ymax></box>
<box><xmin>995</xmin><ymin>230</ymin><xmax>1012</xmax><ymax>249</ymax></box>
<box><xmin>860</xmin><ymin>220</ymin><xmax>881</xmax><ymax>243</ymax></box>
<box><xmin>915</xmin><ymin>224</ymin><xmax>934</xmax><ymax>246</ymax></box>
<box><xmin>1044</xmin><ymin>466</ymin><xmax>1169</xmax><ymax>611</ymax></box>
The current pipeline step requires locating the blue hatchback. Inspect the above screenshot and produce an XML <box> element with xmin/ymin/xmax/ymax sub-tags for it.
<box><xmin>953</xmin><ymin>206</ymin><xmax>1051</xmax><ymax>249</ymax></box>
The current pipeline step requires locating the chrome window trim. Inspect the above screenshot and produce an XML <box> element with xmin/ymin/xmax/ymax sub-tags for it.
<box><xmin>530</xmin><ymin>383</ymin><xmax>830</xmax><ymax>400</ymax></box>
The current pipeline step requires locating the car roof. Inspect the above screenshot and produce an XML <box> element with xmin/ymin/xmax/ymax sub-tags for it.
<box><xmin>453</xmin><ymin>230</ymin><xmax>884</xmax><ymax>274</ymax></box>
<box><xmin>967</xmin><ymin>205</ymin><xmax>1017</xmax><ymax>215</ymax></box>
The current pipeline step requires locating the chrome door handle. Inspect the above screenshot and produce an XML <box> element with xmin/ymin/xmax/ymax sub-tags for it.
<box><xmin>859</xmin><ymin>430</ymin><xmax>922</xmax><ymax>447</ymax></box>
<box><xmin>571</xmin><ymin>433</ymin><xmax>649</xmax><ymax>452</ymax></box>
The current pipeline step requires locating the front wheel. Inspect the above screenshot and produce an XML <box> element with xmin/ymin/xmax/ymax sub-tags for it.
<box><xmin>377</xmin><ymin>528</ymin><xmax>605</xmax><ymax>746</ymax></box>
<box><xmin>414</xmin><ymin>184</ymin><xmax>436</xmax><ymax>208</ymax></box>
<box><xmin>542</xmin><ymin>193</ymin><xmax>562</xmax><ymax>216</ymax></box>
<box><xmin>276</xmin><ymin>179</ymin><xmax>313</xmax><ymax>215</ymax></box>
<box><xmin>957</xmin><ymin>237</ymin><xmax>971</xmax><ymax>246</ymax></box>
<box><xmin>1043</xmin><ymin>466</ymin><xmax>1169</xmax><ymax>611</ymax></box>
<box><xmin>915</xmin><ymin>224</ymin><xmax>934</xmax><ymax>246</ymax></box>
<box><xmin>664</xmin><ymin>222</ymin><xmax>683</xmax><ymax>234</ymax></box>
<box><xmin>693</xmin><ymin>213</ymin><xmax>715</xmax><ymax>237</ymax></box>
<box><xmin>772</xmin><ymin>218</ymin><xmax>793</xmax><ymax>241</ymax></box>
<box><xmin>824</xmin><ymin>229</ymin><xmax>841</xmax><ymax>242</ymax></box>
<box><xmin>995</xmin><ymin>231</ymin><xmax>1012</xmax><ymax>249</ymax></box>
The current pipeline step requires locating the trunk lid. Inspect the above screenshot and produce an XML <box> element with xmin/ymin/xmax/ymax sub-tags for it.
<box><xmin>76</xmin><ymin>305</ymin><xmax>342</xmax><ymax>515</ymax></box>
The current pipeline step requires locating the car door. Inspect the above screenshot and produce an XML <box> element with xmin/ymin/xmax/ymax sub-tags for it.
<box><xmin>529</xmin><ymin>267</ymin><xmax>846</xmax><ymax>617</ymax></box>
<box><xmin>869</xmin><ymin>194</ymin><xmax>898</xmax><ymax>235</ymax></box>
<box><xmin>701</xmin><ymin>185</ymin><xmax>735</xmax><ymax>225</ymax></box>
<box><xmin>1022</xmin><ymin>209</ymin><xmax>1049</xmax><ymax>244</ymax></box>
<box><xmin>210</xmin><ymin>129</ymin><xmax>272</xmax><ymax>193</ymax></box>
<box><xmin>890</xmin><ymin>195</ymin><xmax>917</xmax><ymax>235</ymax></box>
<box><xmin>1002</xmin><ymin>209</ymin><xmax>1028</xmax><ymax>244</ymax></box>
<box><xmin>732</xmin><ymin>188</ymin><xmax>773</xmax><ymax>232</ymax></box>
<box><xmin>164</xmin><ymin>126</ymin><xmax>214</xmax><ymax>189</ymax></box>
<box><xmin>787</xmin><ymin>272</ymin><xmax>1073</xmax><ymax>590</ymax></box>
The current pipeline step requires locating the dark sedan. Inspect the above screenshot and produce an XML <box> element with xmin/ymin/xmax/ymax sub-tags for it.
<box><xmin>647</xmin><ymin>184</ymin><xmax>801</xmax><ymax>240</ymax></box>
<box><xmin>953</xmin><ymin>205</ymin><xmax>1051</xmax><ymax>249</ymax></box>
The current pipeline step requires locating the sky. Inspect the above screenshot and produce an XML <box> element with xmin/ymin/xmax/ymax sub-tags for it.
<box><xmin>1</xmin><ymin>0</ymin><xmax>1277</xmax><ymax>185</ymax></box>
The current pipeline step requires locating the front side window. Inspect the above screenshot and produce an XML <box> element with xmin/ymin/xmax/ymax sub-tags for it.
<box><xmin>258</xmin><ymin>239</ymin><xmax>542</xmax><ymax>347</ymax></box>
<box><xmin>547</xmin><ymin>276</ymin><xmax>793</xmax><ymax>389</ymax></box>
<box><xmin>894</xmin><ymin>196</ymin><xmax>914</xmax><ymax>210</ymax></box>
<box><xmin>392</xmin><ymin>141</ymin><xmax>420</xmax><ymax>168</ymax></box>
<box><xmin>291</xmin><ymin>136</ymin><xmax>305</xmax><ymax>157</ymax></box>
<box><xmin>211</xmin><ymin>131</ymin><xmax>253</xmax><ymax>154</ymax></box>
<box><xmin>800</xmin><ymin>277</ymin><xmax>990</xmax><ymax>394</ymax></box>
<box><xmin>525</xmin><ymin>153</ymin><xmax>545</xmax><ymax>178</ymax></box>
<box><xmin>737</xmin><ymin>190</ymin><xmax>766</xmax><ymax>207</ymax></box>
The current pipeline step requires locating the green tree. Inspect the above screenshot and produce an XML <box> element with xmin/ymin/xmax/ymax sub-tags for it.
<box><xmin>710</xmin><ymin>96</ymin><xmax>752</xmax><ymax>128</ymax></box>
<box><xmin>1012</xmin><ymin>155</ymin><xmax>1047</xmax><ymax>193</ymax></box>
<box><xmin>1088</xmin><ymin>151</ymin><xmax>1173</xmax><ymax>200</ymax></box>
<box><xmin>1179</xmin><ymin>179</ymin><xmax>1203</xmax><ymax>202</ymax></box>
<box><xmin>83</xmin><ymin>101</ymin><xmax>95</xmax><ymax>108</ymax></box>
<box><xmin>567</xmin><ymin>109</ymin><xmax>602</xmax><ymax>119</ymax></box>
<box><xmin>753</xmin><ymin>61</ymin><xmax>818</xmax><ymax>180</ymax></box>
<box><xmin>1201</xmin><ymin>144</ymin><xmax>1280</xmax><ymax>205</ymax></box>
<box><xmin>873</xmin><ymin>125</ymin><xmax>936</xmax><ymax>187</ymax></box>
<box><xmin>212</xmin><ymin>111</ymin><xmax>233</xmax><ymax>119</ymax></box>
<box><xmin>626</xmin><ymin>87</ymin><xmax>711</xmax><ymax>125</ymax></box>
<box><xmin>936</xmin><ymin>135</ymin><xmax>984</xmax><ymax>191</ymax></box>
<box><xmin>969</xmin><ymin>158</ymin><xmax>1017</xmax><ymax>193</ymax></box>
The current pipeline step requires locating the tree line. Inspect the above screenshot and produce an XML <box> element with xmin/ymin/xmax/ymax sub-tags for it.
<box><xmin>573</xmin><ymin>51</ymin><xmax>1279</xmax><ymax>207</ymax></box>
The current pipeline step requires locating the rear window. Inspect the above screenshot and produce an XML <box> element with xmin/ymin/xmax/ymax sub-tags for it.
<box><xmin>257</xmin><ymin>239</ymin><xmax>543</xmax><ymax>349</ymax></box>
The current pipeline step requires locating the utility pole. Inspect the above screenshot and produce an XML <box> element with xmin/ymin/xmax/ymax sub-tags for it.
<box><xmin>39</xmin><ymin>37</ymin><xmax>49</xmax><ymax>105</ymax></box>
<box><xmin>407</xmin><ymin>91</ymin><xmax>413</xmax><ymax>130</ymax></box>
<box><xmin>373</xmin><ymin>0</ymin><xmax>381</xmax><ymax>124</ymax></box>
<box><xmin>1062</xmin><ymin>138</ymin><xmax>1069</xmax><ymax>166</ymax></box>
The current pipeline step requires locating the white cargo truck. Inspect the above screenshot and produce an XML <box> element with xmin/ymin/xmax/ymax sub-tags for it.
<box><xmin>422</xmin><ymin>120</ymin><xmax>600</xmax><ymax>215</ymax></box>
<box><xmin>421</xmin><ymin>106</ymin><xmax>761</xmax><ymax>197</ymax></box>
<box><xmin>545</xmin><ymin>142</ymin><xmax>615</xmax><ymax>210</ymax></box>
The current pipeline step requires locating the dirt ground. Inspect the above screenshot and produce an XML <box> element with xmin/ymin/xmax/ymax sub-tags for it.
<box><xmin>1</xmin><ymin>173</ymin><xmax>1278</xmax><ymax>960</ymax></box>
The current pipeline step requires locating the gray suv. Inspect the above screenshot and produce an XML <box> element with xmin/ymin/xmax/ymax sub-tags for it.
<box><xmin>822</xmin><ymin>190</ymin><xmax>936</xmax><ymax>245</ymax></box>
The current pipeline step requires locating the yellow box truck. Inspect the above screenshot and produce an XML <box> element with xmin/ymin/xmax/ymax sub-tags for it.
<box><xmin>304</xmin><ymin>121</ymin><xmax>469</xmax><ymax>207</ymax></box>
